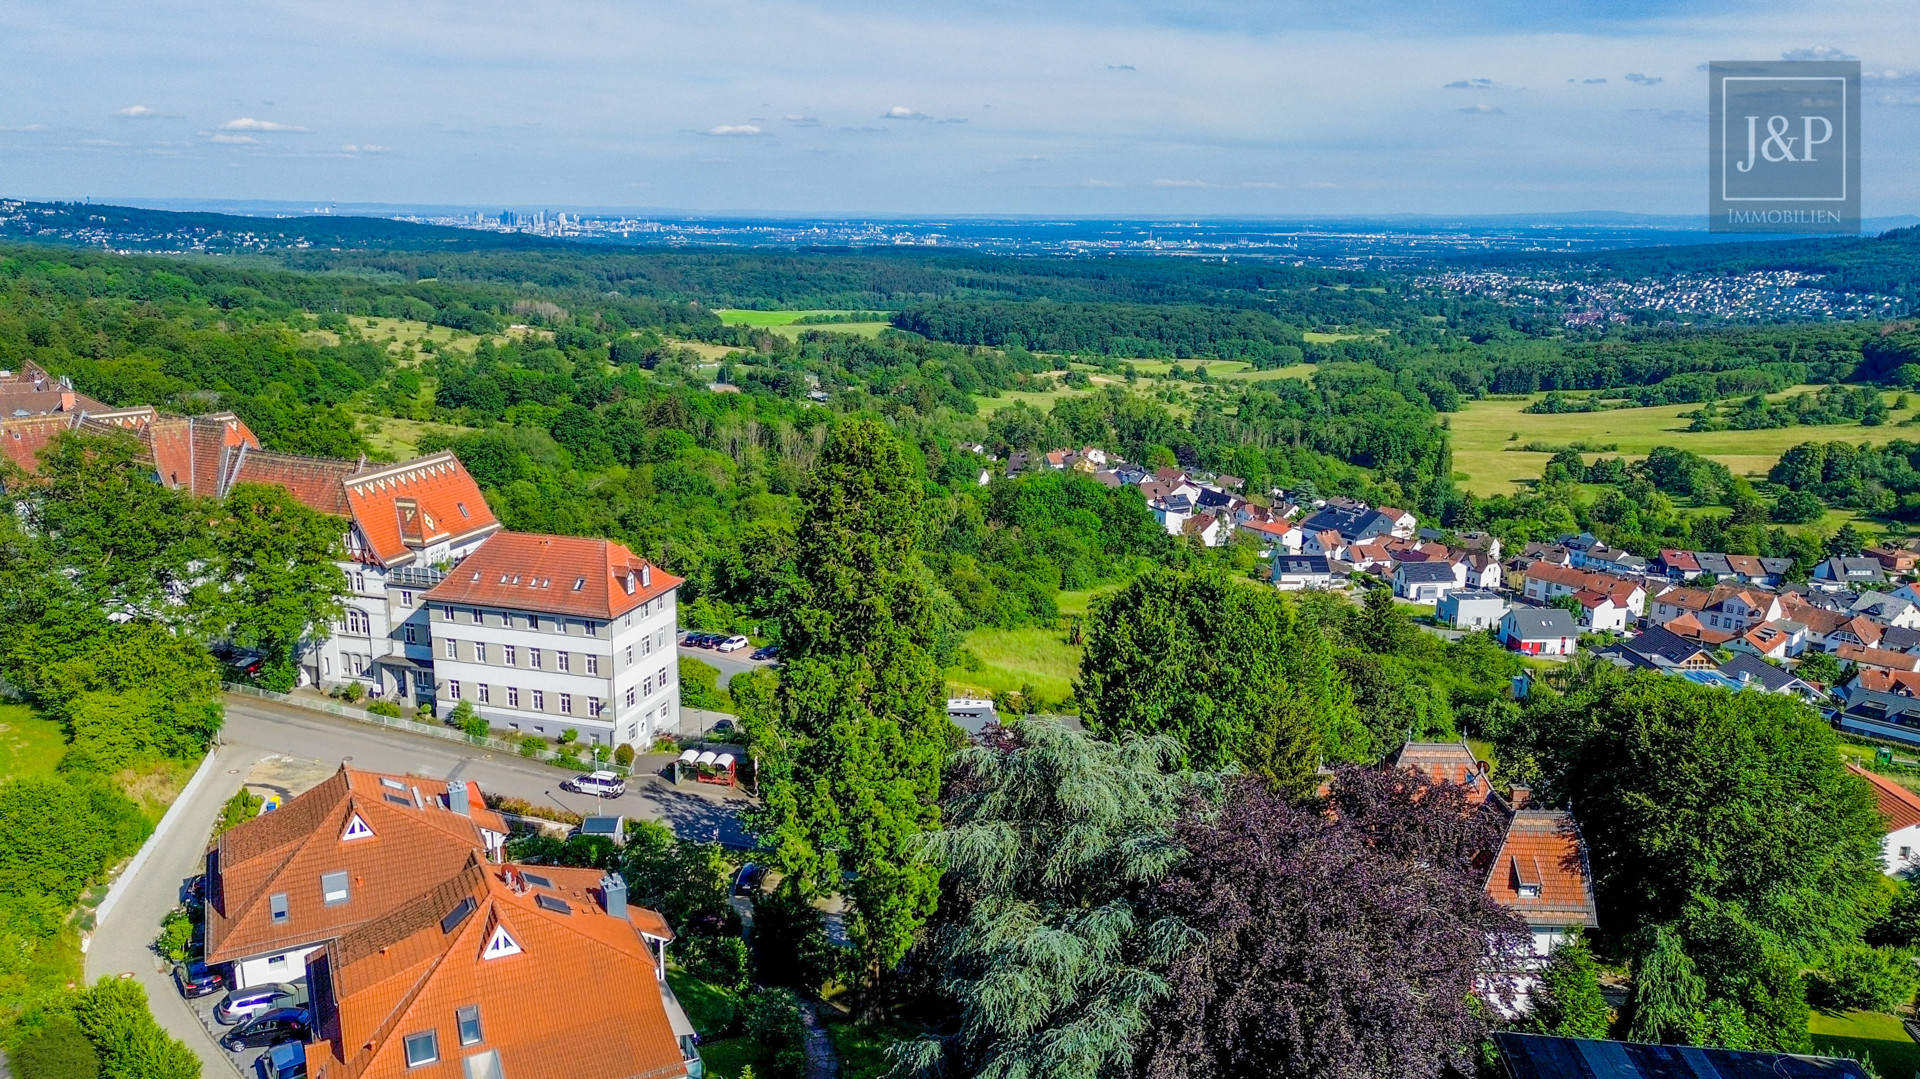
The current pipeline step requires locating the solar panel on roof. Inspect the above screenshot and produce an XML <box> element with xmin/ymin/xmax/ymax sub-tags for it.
<box><xmin>440</xmin><ymin>896</ymin><xmax>477</xmax><ymax>934</ymax></box>
<box><xmin>535</xmin><ymin>894</ymin><xmax>571</xmax><ymax>915</ymax></box>
<box><xmin>520</xmin><ymin>872</ymin><xmax>553</xmax><ymax>890</ymax></box>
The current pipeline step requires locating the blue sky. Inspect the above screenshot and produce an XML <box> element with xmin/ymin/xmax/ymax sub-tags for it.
<box><xmin>3</xmin><ymin>0</ymin><xmax>1915</xmax><ymax>215</ymax></box>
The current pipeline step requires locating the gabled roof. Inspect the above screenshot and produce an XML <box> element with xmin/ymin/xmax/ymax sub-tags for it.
<box><xmin>1853</xmin><ymin>669</ymin><xmax>1920</xmax><ymax>696</ymax></box>
<box><xmin>1392</xmin><ymin>741</ymin><xmax>1492</xmax><ymax>800</ymax></box>
<box><xmin>1505</xmin><ymin>607</ymin><xmax>1577</xmax><ymax>639</ymax></box>
<box><xmin>339</xmin><ymin>453</ymin><xmax>500</xmax><ymax>567</ymax></box>
<box><xmin>1615</xmin><ymin>625</ymin><xmax>1714</xmax><ymax>666</ymax></box>
<box><xmin>305</xmin><ymin>855</ymin><xmax>687</xmax><ymax>1079</ymax></box>
<box><xmin>1846</xmin><ymin>763</ymin><xmax>1920</xmax><ymax>833</ymax></box>
<box><xmin>207</xmin><ymin>767</ymin><xmax>508</xmax><ymax>966</ymax></box>
<box><xmin>1659</xmin><ymin>549</ymin><xmax>1701</xmax><ymax>572</ymax></box>
<box><xmin>1662</xmin><ymin>611</ymin><xmax>1735</xmax><ymax>646</ymax></box>
<box><xmin>1397</xmin><ymin>561</ymin><xmax>1459</xmax><ymax>583</ymax></box>
<box><xmin>1835</xmin><ymin>644</ymin><xmax>1920</xmax><ymax>672</ymax></box>
<box><xmin>1484</xmin><ymin>810</ymin><xmax>1599</xmax><ymax>929</ymax></box>
<box><xmin>1718</xmin><ymin>653</ymin><xmax>1805</xmax><ymax>693</ymax></box>
<box><xmin>424</xmin><ymin>532</ymin><xmax>683</xmax><ymax>621</ymax></box>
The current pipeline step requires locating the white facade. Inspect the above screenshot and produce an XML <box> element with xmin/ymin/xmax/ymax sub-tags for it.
<box><xmin>234</xmin><ymin>945</ymin><xmax>321</xmax><ymax>989</ymax></box>
<box><xmin>1881</xmin><ymin>825</ymin><xmax>1920</xmax><ymax>875</ymax></box>
<box><xmin>315</xmin><ymin>561</ymin><xmax>474</xmax><ymax>703</ymax></box>
<box><xmin>1438</xmin><ymin>592</ymin><xmax>1509</xmax><ymax>631</ymax></box>
<box><xmin>431</xmin><ymin>588</ymin><xmax>681</xmax><ymax>749</ymax></box>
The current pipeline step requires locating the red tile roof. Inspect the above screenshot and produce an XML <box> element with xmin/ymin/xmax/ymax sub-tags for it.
<box><xmin>1660</xmin><ymin>549</ymin><xmax>1701</xmax><ymax>572</ymax></box>
<box><xmin>1484</xmin><ymin>810</ymin><xmax>1599</xmax><ymax>929</ymax></box>
<box><xmin>339</xmin><ymin>453</ymin><xmax>499</xmax><ymax>567</ymax></box>
<box><xmin>1662</xmin><ymin>611</ymin><xmax>1735</xmax><ymax>646</ymax></box>
<box><xmin>232</xmin><ymin>453</ymin><xmax>360</xmax><ymax>516</ymax></box>
<box><xmin>1848</xmin><ymin>764</ymin><xmax>1920</xmax><ymax>833</ymax></box>
<box><xmin>0</xmin><ymin>415</ymin><xmax>73</xmax><ymax>473</ymax></box>
<box><xmin>1835</xmin><ymin>644</ymin><xmax>1920</xmax><ymax>672</ymax></box>
<box><xmin>1391</xmin><ymin>741</ymin><xmax>1493</xmax><ymax>802</ymax></box>
<box><xmin>305</xmin><ymin>855</ymin><xmax>688</xmax><ymax>1079</ymax></box>
<box><xmin>424</xmin><ymin>532</ymin><xmax>683</xmax><ymax>621</ymax></box>
<box><xmin>207</xmin><ymin>766</ymin><xmax>508</xmax><ymax>966</ymax></box>
<box><xmin>1854</xmin><ymin>669</ymin><xmax>1920</xmax><ymax>696</ymax></box>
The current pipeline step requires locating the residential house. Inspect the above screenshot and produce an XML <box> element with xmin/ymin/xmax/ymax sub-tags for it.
<box><xmin>424</xmin><ymin>532</ymin><xmax>684</xmax><ymax>749</ymax></box>
<box><xmin>1570</xmin><ymin>544</ymin><xmax>1648</xmax><ymax>576</ymax></box>
<box><xmin>1179</xmin><ymin>514</ymin><xmax>1225</xmax><ymax>547</ymax></box>
<box><xmin>1462</xmin><ymin>552</ymin><xmax>1503</xmax><ymax>590</ymax></box>
<box><xmin>1525</xmin><ymin>565</ymin><xmax>1646</xmax><ymax>619</ymax></box>
<box><xmin>1839</xmin><ymin>689</ymin><xmax>1920</xmax><ymax>747</ymax></box>
<box><xmin>1852</xmin><ymin>669</ymin><xmax>1920</xmax><ymax>698</ymax></box>
<box><xmin>1572</xmin><ymin>589</ymin><xmax>1632</xmax><ymax>634</ymax></box>
<box><xmin>1437</xmin><ymin>590</ymin><xmax>1509</xmax><ymax>631</ymax></box>
<box><xmin>1597</xmin><ymin>625</ymin><xmax>1717</xmax><ymax>672</ymax></box>
<box><xmin>1484</xmin><ymin>795</ymin><xmax>1600</xmax><ymax>959</ymax></box>
<box><xmin>1852</xmin><ymin>591</ymin><xmax>1920</xmax><ymax>629</ymax></box>
<box><xmin>1272</xmin><ymin>555</ymin><xmax>1335</xmax><ymax>591</ymax></box>
<box><xmin>1655</xmin><ymin>549</ymin><xmax>1703</xmax><ymax>580</ymax></box>
<box><xmin>302</xmin><ymin>854</ymin><xmax>698</xmax><ymax>1079</ymax></box>
<box><xmin>1391</xmin><ymin>740</ymin><xmax>1495</xmax><ymax>801</ymax></box>
<box><xmin>1394</xmin><ymin>560</ymin><xmax>1466</xmax><ymax>603</ymax></box>
<box><xmin>1884</xmin><ymin>626</ymin><xmax>1920</xmax><ymax>653</ymax></box>
<box><xmin>1645</xmin><ymin>583</ymin><xmax>1780</xmax><ymax>636</ymax></box>
<box><xmin>1814</xmin><ymin>556</ymin><xmax>1890</xmax><ymax>591</ymax></box>
<box><xmin>1237</xmin><ymin>518</ymin><xmax>1302</xmax><ymax>554</ymax></box>
<box><xmin>1717</xmin><ymin>653</ymin><xmax>1822</xmax><ymax>704</ymax></box>
<box><xmin>1150</xmin><ymin>493</ymin><xmax>1194</xmax><ymax>537</ymax></box>
<box><xmin>1297</xmin><ymin>502</ymin><xmax>1407</xmax><ymax>547</ymax></box>
<box><xmin>1846</xmin><ymin>764</ymin><xmax>1920</xmax><ymax>876</ymax></box>
<box><xmin>1456</xmin><ymin>531</ymin><xmax>1503</xmax><ymax>560</ymax></box>
<box><xmin>1868</xmin><ymin>546</ymin><xmax>1920</xmax><ymax>576</ymax></box>
<box><xmin>1304</xmin><ymin>528</ymin><xmax>1349</xmax><ymax>560</ymax></box>
<box><xmin>204</xmin><ymin>766</ymin><xmax>509</xmax><ymax>989</ymax></box>
<box><xmin>1727</xmin><ymin>621</ymin><xmax>1804</xmax><ymax>661</ymax></box>
<box><xmin>1825</xmin><ymin>614</ymin><xmax>1890</xmax><ymax>653</ymax></box>
<box><xmin>1834</xmin><ymin>644</ymin><xmax>1920</xmax><ymax>674</ymax></box>
<box><xmin>1658</xmin><ymin>611</ymin><xmax>1735</xmax><ymax>647</ymax></box>
<box><xmin>1500</xmin><ymin>608</ymin><xmax>1579</xmax><ymax>656</ymax></box>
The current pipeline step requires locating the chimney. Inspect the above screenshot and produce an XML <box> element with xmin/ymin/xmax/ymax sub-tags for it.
<box><xmin>447</xmin><ymin>780</ymin><xmax>470</xmax><ymax>816</ymax></box>
<box><xmin>600</xmin><ymin>872</ymin><xmax>629</xmax><ymax>920</ymax></box>
<box><xmin>1509</xmin><ymin>784</ymin><xmax>1531</xmax><ymax>810</ymax></box>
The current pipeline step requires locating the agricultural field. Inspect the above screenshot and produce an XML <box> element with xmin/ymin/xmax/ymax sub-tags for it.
<box><xmin>1447</xmin><ymin>387</ymin><xmax>1911</xmax><ymax>496</ymax></box>
<box><xmin>944</xmin><ymin>626</ymin><xmax>1082</xmax><ymax>704</ymax></box>
<box><xmin>716</xmin><ymin>309</ymin><xmax>893</xmax><ymax>339</ymax></box>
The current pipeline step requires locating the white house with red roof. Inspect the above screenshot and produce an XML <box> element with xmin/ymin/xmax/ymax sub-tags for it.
<box><xmin>424</xmin><ymin>532</ymin><xmax>684</xmax><ymax>749</ymax></box>
<box><xmin>1848</xmin><ymin>763</ymin><xmax>1920</xmax><ymax>875</ymax></box>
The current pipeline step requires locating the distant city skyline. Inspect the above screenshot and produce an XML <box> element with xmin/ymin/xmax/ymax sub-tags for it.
<box><xmin>3</xmin><ymin>0</ymin><xmax>1915</xmax><ymax>216</ymax></box>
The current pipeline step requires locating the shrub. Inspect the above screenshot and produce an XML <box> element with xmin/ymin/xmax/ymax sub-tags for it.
<box><xmin>593</xmin><ymin>744</ymin><xmax>611</xmax><ymax>763</ymax></box>
<box><xmin>155</xmin><ymin>909</ymin><xmax>194</xmax><ymax>962</ymax></box>
<box><xmin>556</xmin><ymin>751</ymin><xmax>586</xmax><ymax>771</ymax></box>
<box><xmin>254</xmin><ymin>656</ymin><xmax>298</xmax><ymax>693</ymax></box>
<box><xmin>366</xmin><ymin>700</ymin><xmax>402</xmax><ymax>718</ymax></box>
<box><xmin>12</xmin><ymin>1014</ymin><xmax>101</xmax><ymax>1079</ymax></box>
<box><xmin>681</xmin><ymin>934</ymin><xmax>751</xmax><ymax>993</ymax></box>
<box><xmin>1809</xmin><ymin>943</ymin><xmax>1920</xmax><ymax>1012</ymax></box>
<box><xmin>340</xmin><ymin>681</ymin><xmax>366</xmax><ymax>704</ymax></box>
<box><xmin>213</xmin><ymin>788</ymin><xmax>263</xmax><ymax>836</ymax></box>
<box><xmin>73</xmin><ymin>978</ymin><xmax>200</xmax><ymax>1079</ymax></box>
<box><xmin>741</xmin><ymin>987</ymin><xmax>809</xmax><ymax>1079</ymax></box>
<box><xmin>519</xmin><ymin>735</ymin><xmax>545</xmax><ymax>758</ymax></box>
<box><xmin>482</xmin><ymin>793</ymin><xmax>583</xmax><ymax>826</ymax></box>
<box><xmin>560</xmin><ymin>728</ymin><xmax>579</xmax><ymax>745</ymax></box>
<box><xmin>461</xmin><ymin>715</ymin><xmax>490</xmax><ymax>740</ymax></box>
<box><xmin>614</xmin><ymin>743</ymin><xmax>636</xmax><ymax>767</ymax></box>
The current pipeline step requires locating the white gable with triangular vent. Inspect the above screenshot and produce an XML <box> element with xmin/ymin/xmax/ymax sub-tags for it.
<box><xmin>481</xmin><ymin>919</ymin><xmax>521</xmax><ymax>960</ymax></box>
<box><xmin>341</xmin><ymin>812</ymin><xmax>374</xmax><ymax>841</ymax></box>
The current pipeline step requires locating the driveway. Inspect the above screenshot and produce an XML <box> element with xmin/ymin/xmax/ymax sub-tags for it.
<box><xmin>85</xmin><ymin>741</ymin><xmax>262</xmax><ymax>1078</ymax></box>
<box><xmin>676</xmin><ymin>643</ymin><xmax>774</xmax><ymax>687</ymax></box>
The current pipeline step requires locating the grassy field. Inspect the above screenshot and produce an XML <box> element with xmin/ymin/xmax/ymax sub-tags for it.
<box><xmin>1303</xmin><ymin>330</ymin><xmax>1385</xmax><ymax>343</ymax></box>
<box><xmin>0</xmin><ymin>703</ymin><xmax>67</xmax><ymax>780</ymax></box>
<box><xmin>974</xmin><ymin>386</ymin><xmax>1099</xmax><ymax>415</ymax></box>
<box><xmin>1808</xmin><ymin>1009</ymin><xmax>1920</xmax><ymax>1077</ymax></box>
<box><xmin>716</xmin><ymin>309</ymin><xmax>893</xmax><ymax>339</ymax></box>
<box><xmin>1105</xmin><ymin>359</ymin><xmax>1318</xmax><ymax>383</ymax></box>
<box><xmin>302</xmin><ymin>316</ymin><xmax>491</xmax><ymax>356</ymax></box>
<box><xmin>945</xmin><ymin>626</ymin><xmax>1082</xmax><ymax>703</ymax></box>
<box><xmin>828</xmin><ymin>1022</ymin><xmax>916</xmax><ymax>1079</ymax></box>
<box><xmin>1448</xmin><ymin>387</ymin><xmax>1911</xmax><ymax>496</ymax></box>
<box><xmin>360</xmin><ymin>416</ymin><xmax>475</xmax><ymax>459</ymax></box>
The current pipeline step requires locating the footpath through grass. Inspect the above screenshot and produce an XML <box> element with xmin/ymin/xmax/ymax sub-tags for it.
<box><xmin>1808</xmin><ymin>1009</ymin><xmax>1920</xmax><ymax>1077</ymax></box>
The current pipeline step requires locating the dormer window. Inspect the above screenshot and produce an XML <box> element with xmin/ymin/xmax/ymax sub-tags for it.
<box><xmin>482</xmin><ymin>922</ymin><xmax>521</xmax><ymax>959</ymax></box>
<box><xmin>341</xmin><ymin>813</ymin><xmax>374</xmax><ymax>841</ymax></box>
<box><xmin>642</xmin><ymin>564</ymin><xmax>652</xmax><ymax>589</ymax></box>
<box><xmin>623</xmin><ymin>572</ymin><xmax>636</xmax><ymax>595</ymax></box>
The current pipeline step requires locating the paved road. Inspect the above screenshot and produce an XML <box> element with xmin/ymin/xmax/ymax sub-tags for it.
<box><xmin>677</xmin><ymin>643</ymin><xmax>772</xmax><ymax>687</ymax></box>
<box><xmin>86</xmin><ymin>741</ymin><xmax>262</xmax><ymax>1078</ymax></box>
<box><xmin>220</xmin><ymin>697</ymin><xmax>753</xmax><ymax>848</ymax></box>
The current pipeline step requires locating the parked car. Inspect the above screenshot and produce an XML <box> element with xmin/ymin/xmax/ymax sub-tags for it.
<box><xmin>173</xmin><ymin>958</ymin><xmax>225</xmax><ymax>998</ymax></box>
<box><xmin>750</xmin><ymin>645</ymin><xmax>779</xmax><ymax>661</ymax></box>
<box><xmin>732</xmin><ymin>863</ymin><xmax>765</xmax><ymax>897</ymax></box>
<box><xmin>695</xmin><ymin>633</ymin><xmax>722</xmax><ymax>649</ymax></box>
<box><xmin>258</xmin><ymin>1041</ymin><xmax>308</xmax><ymax>1079</ymax></box>
<box><xmin>561</xmin><ymin>771</ymin><xmax>626</xmax><ymax>798</ymax></box>
<box><xmin>220</xmin><ymin>1008</ymin><xmax>311</xmax><ymax>1051</ymax></box>
<box><xmin>215</xmin><ymin>982</ymin><xmax>304</xmax><ymax>1025</ymax></box>
<box><xmin>180</xmin><ymin>874</ymin><xmax>207</xmax><ymax>906</ymax></box>
<box><xmin>717</xmin><ymin>635</ymin><xmax>750</xmax><ymax>652</ymax></box>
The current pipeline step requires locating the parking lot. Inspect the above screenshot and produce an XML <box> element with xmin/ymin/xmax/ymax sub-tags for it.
<box><xmin>180</xmin><ymin>977</ymin><xmax>287</xmax><ymax>1078</ymax></box>
<box><xmin>675</xmin><ymin>632</ymin><xmax>777</xmax><ymax>688</ymax></box>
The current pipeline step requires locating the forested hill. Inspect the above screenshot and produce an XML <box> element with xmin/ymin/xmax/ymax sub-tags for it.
<box><xmin>1458</xmin><ymin>225</ymin><xmax>1920</xmax><ymax>299</ymax></box>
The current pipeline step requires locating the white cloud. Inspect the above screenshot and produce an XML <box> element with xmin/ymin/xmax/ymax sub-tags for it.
<box><xmin>1083</xmin><ymin>178</ymin><xmax>1121</xmax><ymax>187</ymax></box>
<box><xmin>341</xmin><ymin>143</ymin><xmax>389</xmax><ymax>152</ymax></box>
<box><xmin>784</xmin><ymin>114</ymin><xmax>819</xmax><ymax>126</ymax></box>
<box><xmin>1458</xmin><ymin>103</ymin><xmax>1504</xmax><ymax>114</ymax></box>
<box><xmin>116</xmin><ymin>105</ymin><xmax>159</xmax><ymax>118</ymax></box>
<box><xmin>1106</xmin><ymin>64</ymin><xmax>1136</xmax><ymax>71</ymax></box>
<box><xmin>220</xmin><ymin>117</ymin><xmax>307</xmax><ymax>132</ymax></box>
<box><xmin>1152</xmin><ymin>178</ymin><xmax>1207</xmax><ymax>187</ymax></box>
<box><xmin>1241</xmin><ymin>181</ymin><xmax>1285</xmax><ymax>188</ymax></box>
<box><xmin>884</xmin><ymin>106</ymin><xmax>926</xmax><ymax>120</ymax></box>
<box><xmin>1623</xmin><ymin>73</ymin><xmax>1662</xmax><ymax>85</ymax></box>
<box><xmin>1782</xmin><ymin>46</ymin><xmax>1856</xmax><ymax>62</ymax></box>
<box><xmin>209</xmin><ymin>133</ymin><xmax>258</xmax><ymax>144</ymax></box>
<box><xmin>707</xmin><ymin>124</ymin><xmax>762</xmax><ymax>136</ymax></box>
<box><xmin>1443</xmin><ymin>78</ymin><xmax>1494</xmax><ymax>89</ymax></box>
<box><xmin>1</xmin><ymin>124</ymin><xmax>49</xmax><ymax>132</ymax></box>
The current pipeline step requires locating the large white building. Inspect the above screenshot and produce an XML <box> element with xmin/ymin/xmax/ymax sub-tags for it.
<box><xmin>424</xmin><ymin>532</ymin><xmax>684</xmax><ymax>749</ymax></box>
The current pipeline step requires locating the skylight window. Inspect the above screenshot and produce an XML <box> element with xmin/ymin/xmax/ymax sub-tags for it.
<box><xmin>520</xmin><ymin>871</ymin><xmax>553</xmax><ymax>890</ymax></box>
<box><xmin>457</xmin><ymin>502</ymin><xmax>471</xmax><ymax>518</ymax></box>
<box><xmin>573</xmin><ymin>577</ymin><xmax>586</xmax><ymax>591</ymax></box>
<box><xmin>384</xmin><ymin>793</ymin><xmax>413</xmax><ymax>808</ymax></box>
<box><xmin>441</xmin><ymin>896</ymin><xmax>477</xmax><ymax>935</ymax></box>
<box><xmin>381</xmin><ymin>777</ymin><xmax>407</xmax><ymax>791</ymax></box>
<box><xmin>535</xmin><ymin>894</ymin><xmax>572</xmax><ymax>915</ymax></box>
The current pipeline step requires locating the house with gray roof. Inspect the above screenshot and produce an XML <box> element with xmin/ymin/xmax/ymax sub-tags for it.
<box><xmin>1499</xmin><ymin>607</ymin><xmax>1580</xmax><ymax>656</ymax></box>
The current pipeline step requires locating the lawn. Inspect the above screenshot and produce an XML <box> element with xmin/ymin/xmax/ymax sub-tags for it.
<box><xmin>667</xmin><ymin>970</ymin><xmax>742</xmax><ymax>1037</ymax></box>
<box><xmin>1055</xmin><ymin>588</ymin><xmax>1114</xmax><ymax>617</ymax></box>
<box><xmin>973</xmin><ymin>385</ymin><xmax>1098</xmax><ymax>415</ymax></box>
<box><xmin>303</xmin><ymin>315</ymin><xmax>490</xmax><ymax>355</ymax></box>
<box><xmin>1808</xmin><ymin>1009</ymin><xmax>1920</xmax><ymax>1077</ymax></box>
<box><xmin>716</xmin><ymin>309</ymin><xmax>893</xmax><ymax>338</ymax></box>
<box><xmin>0</xmin><ymin>703</ymin><xmax>67</xmax><ymax>780</ymax></box>
<box><xmin>1447</xmin><ymin>387</ymin><xmax>1912</xmax><ymax>496</ymax></box>
<box><xmin>694</xmin><ymin>1037</ymin><xmax>766</xmax><ymax>1079</ymax></box>
<box><xmin>945</xmin><ymin>626</ymin><xmax>1082</xmax><ymax>704</ymax></box>
<box><xmin>828</xmin><ymin>1022</ymin><xmax>916</xmax><ymax>1079</ymax></box>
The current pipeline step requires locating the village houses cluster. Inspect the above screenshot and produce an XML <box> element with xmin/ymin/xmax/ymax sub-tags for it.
<box><xmin>0</xmin><ymin>362</ymin><xmax>686</xmax><ymax>753</ymax></box>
